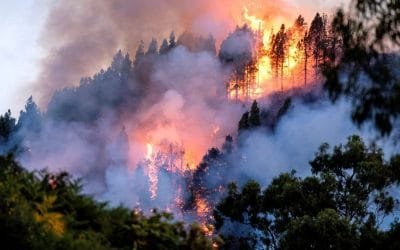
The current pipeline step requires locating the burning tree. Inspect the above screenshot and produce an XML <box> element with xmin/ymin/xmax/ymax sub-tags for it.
<box><xmin>270</xmin><ymin>24</ymin><xmax>288</xmax><ymax>92</ymax></box>
<box><xmin>219</xmin><ymin>24</ymin><xmax>259</xmax><ymax>102</ymax></box>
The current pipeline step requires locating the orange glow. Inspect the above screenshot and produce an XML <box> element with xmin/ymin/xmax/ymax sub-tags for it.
<box><xmin>195</xmin><ymin>195</ymin><xmax>214</xmax><ymax>236</ymax></box>
<box><xmin>146</xmin><ymin>143</ymin><xmax>158</xmax><ymax>200</ymax></box>
<box><xmin>146</xmin><ymin>143</ymin><xmax>153</xmax><ymax>159</ymax></box>
<box><xmin>243</xmin><ymin>7</ymin><xmax>264</xmax><ymax>31</ymax></box>
<box><xmin>124</xmin><ymin>4</ymin><xmax>313</xmax><ymax>224</ymax></box>
<box><xmin>227</xmin><ymin>7</ymin><xmax>306</xmax><ymax>102</ymax></box>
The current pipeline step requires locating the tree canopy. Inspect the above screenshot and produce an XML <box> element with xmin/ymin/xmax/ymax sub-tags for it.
<box><xmin>215</xmin><ymin>135</ymin><xmax>400</xmax><ymax>249</ymax></box>
<box><xmin>0</xmin><ymin>154</ymin><xmax>213</xmax><ymax>250</ymax></box>
<box><xmin>324</xmin><ymin>0</ymin><xmax>400</xmax><ymax>136</ymax></box>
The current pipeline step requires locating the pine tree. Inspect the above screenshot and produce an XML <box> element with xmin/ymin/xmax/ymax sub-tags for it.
<box><xmin>121</xmin><ymin>53</ymin><xmax>132</xmax><ymax>81</ymax></box>
<box><xmin>111</xmin><ymin>50</ymin><xmax>124</xmax><ymax>72</ymax></box>
<box><xmin>18</xmin><ymin>96</ymin><xmax>42</xmax><ymax>133</ymax></box>
<box><xmin>308</xmin><ymin>13</ymin><xmax>325</xmax><ymax>78</ymax></box>
<box><xmin>205</xmin><ymin>34</ymin><xmax>217</xmax><ymax>56</ymax></box>
<box><xmin>271</xmin><ymin>25</ymin><xmax>287</xmax><ymax>91</ymax></box>
<box><xmin>302</xmin><ymin>31</ymin><xmax>312</xmax><ymax>86</ymax></box>
<box><xmin>146</xmin><ymin>38</ymin><xmax>158</xmax><ymax>55</ymax></box>
<box><xmin>294</xmin><ymin>15</ymin><xmax>306</xmax><ymax>32</ymax></box>
<box><xmin>169</xmin><ymin>32</ymin><xmax>176</xmax><ymax>49</ymax></box>
<box><xmin>238</xmin><ymin>112</ymin><xmax>250</xmax><ymax>131</ymax></box>
<box><xmin>159</xmin><ymin>39</ymin><xmax>169</xmax><ymax>54</ymax></box>
<box><xmin>0</xmin><ymin>110</ymin><xmax>16</xmax><ymax>143</ymax></box>
<box><xmin>249</xmin><ymin>100</ymin><xmax>261</xmax><ymax>127</ymax></box>
<box><xmin>134</xmin><ymin>40</ymin><xmax>145</xmax><ymax>67</ymax></box>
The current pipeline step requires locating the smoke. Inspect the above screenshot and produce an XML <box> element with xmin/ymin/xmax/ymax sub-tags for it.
<box><xmin>34</xmin><ymin>0</ymin><xmax>343</xmax><ymax>107</ymax></box>
<box><xmin>11</xmin><ymin>0</ymin><xmax>357</xmax><ymax>217</ymax></box>
<box><xmin>17</xmin><ymin>45</ymin><xmax>244</xmax><ymax>212</ymax></box>
<box><xmin>235</xmin><ymin>99</ymin><xmax>358</xmax><ymax>184</ymax></box>
<box><xmin>127</xmin><ymin>46</ymin><xmax>243</xmax><ymax>167</ymax></box>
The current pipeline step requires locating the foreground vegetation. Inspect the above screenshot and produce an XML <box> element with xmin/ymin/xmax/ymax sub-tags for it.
<box><xmin>0</xmin><ymin>155</ymin><xmax>213</xmax><ymax>250</ymax></box>
<box><xmin>1</xmin><ymin>0</ymin><xmax>399</xmax><ymax>248</ymax></box>
<box><xmin>215</xmin><ymin>135</ymin><xmax>400</xmax><ymax>249</ymax></box>
<box><xmin>2</xmin><ymin>135</ymin><xmax>400</xmax><ymax>249</ymax></box>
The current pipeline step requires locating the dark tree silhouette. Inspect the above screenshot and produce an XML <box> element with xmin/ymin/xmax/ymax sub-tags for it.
<box><xmin>308</xmin><ymin>13</ymin><xmax>326</xmax><ymax>78</ymax></box>
<box><xmin>134</xmin><ymin>40</ymin><xmax>145</xmax><ymax>68</ymax></box>
<box><xmin>169</xmin><ymin>31</ymin><xmax>176</xmax><ymax>49</ymax></box>
<box><xmin>324</xmin><ymin>0</ymin><xmax>400</xmax><ymax>136</ymax></box>
<box><xmin>159</xmin><ymin>39</ymin><xmax>169</xmax><ymax>55</ymax></box>
<box><xmin>249</xmin><ymin>100</ymin><xmax>261</xmax><ymax>127</ymax></box>
<box><xmin>270</xmin><ymin>25</ymin><xmax>288</xmax><ymax>91</ymax></box>
<box><xmin>215</xmin><ymin>136</ymin><xmax>400</xmax><ymax>249</ymax></box>
<box><xmin>238</xmin><ymin>111</ymin><xmax>250</xmax><ymax>131</ymax></box>
<box><xmin>146</xmin><ymin>38</ymin><xmax>158</xmax><ymax>55</ymax></box>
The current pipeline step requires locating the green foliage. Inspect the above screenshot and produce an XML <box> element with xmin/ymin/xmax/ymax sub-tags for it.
<box><xmin>215</xmin><ymin>135</ymin><xmax>400</xmax><ymax>249</ymax></box>
<box><xmin>0</xmin><ymin>155</ymin><xmax>212</xmax><ymax>250</ymax></box>
<box><xmin>280</xmin><ymin>209</ymin><xmax>358</xmax><ymax>250</ymax></box>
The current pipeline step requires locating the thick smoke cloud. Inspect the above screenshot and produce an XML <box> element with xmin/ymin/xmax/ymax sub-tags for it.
<box><xmin>19</xmin><ymin>45</ymin><xmax>244</xmax><ymax>212</ymax></box>
<box><xmin>35</xmin><ymin>0</ymin><xmax>331</xmax><ymax>106</ymax></box>
<box><xmin>15</xmin><ymin>0</ymin><xmax>354</xmax><ymax>215</ymax></box>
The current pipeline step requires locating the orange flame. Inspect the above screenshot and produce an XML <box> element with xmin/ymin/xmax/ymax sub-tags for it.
<box><xmin>228</xmin><ymin>7</ymin><xmax>305</xmax><ymax>101</ymax></box>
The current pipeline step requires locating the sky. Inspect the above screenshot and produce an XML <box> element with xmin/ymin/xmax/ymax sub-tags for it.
<box><xmin>0</xmin><ymin>0</ymin><xmax>347</xmax><ymax>116</ymax></box>
<box><xmin>0</xmin><ymin>1</ymin><xmax>49</xmax><ymax>114</ymax></box>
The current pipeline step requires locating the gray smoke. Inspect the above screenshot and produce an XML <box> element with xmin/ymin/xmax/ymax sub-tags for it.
<box><xmin>12</xmin><ymin>0</ymin><xmax>359</xmax><ymax>215</ymax></box>
<box><xmin>34</xmin><ymin>0</ymin><xmax>341</xmax><ymax>107</ymax></box>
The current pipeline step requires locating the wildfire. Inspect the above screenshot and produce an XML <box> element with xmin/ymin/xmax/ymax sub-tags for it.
<box><xmin>146</xmin><ymin>143</ymin><xmax>153</xmax><ymax>159</ymax></box>
<box><xmin>243</xmin><ymin>7</ymin><xmax>264</xmax><ymax>31</ymax></box>
<box><xmin>146</xmin><ymin>143</ymin><xmax>158</xmax><ymax>200</ymax></box>
<box><xmin>125</xmin><ymin>6</ymin><xmax>311</xmax><ymax>230</ymax></box>
<box><xmin>195</xmin><ymin>195</ymin><xmax>214</xmax><ymax>236</ymax></box>
<box><xmin>227</xmin><ymin>7</ymin><xmax>305</xmax><ymax>102</ymax></box>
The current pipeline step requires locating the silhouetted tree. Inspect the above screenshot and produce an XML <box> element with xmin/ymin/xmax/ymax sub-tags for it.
<box><xmin>111</xmin><ymin>50</ymin><xmax>124</xmax><ymax>72</ymax></box>
<box><xmin>18</xmin><ymin>96</ymin><xmax>42</xmax><ymax>134</ymax></box>
<box><xmin>215</xmin><ymin>136</ymin><xmax>400</xmax><ymax>249</ymax></box>
<box><xmin>169</xmin><ymin>31</ymin><xmax>176</xmax><ymax>49</ymax></box>
<box><xmin>249</xmin><ymin>100</ymin><xmax>261</xmax><ymax>127</ymax></box>
<box><xmin>301</xmin><ymin>31</ymin><xmax>312</xmax><ymax>86</ymax></box>
<box><xmin>308</xmin><ymin>13</ymin><xmax>326</xmax><ymax>78</ymax></box>
<box><xmin>134</xmin><ymin>40</ymin><xmax>145</xmax><ymax>67</ymax></box>
<box><xmin>204</xmin><ymin>34</ymin><xmax>217</xmax><ymax>56</ymax></box>
<box><xmin>324</xmin><ymin>0</ymin><xmax>400</xmax><ymax>136</ymax></box>
<box><xmin>0</xmin><ymin>110</ymin><xmax>16</xmax><ymax>144</ymax></box>
<box><xmin>146</xmin><ymin>38</ymin><xmax>158</xmax><ymax>55</ymax></box>
<box><xmin>159</xmin><ymin>39</ymin><xmax>169</xmax><ymax>55</ymax></box>
<box><xmin>238</xmin><ymin>112</ymin><xmax>250</xmax><ymax>131</ymax></box>
<box><xmin>270</xmin><ymin>25</ymin><xmax>288</xmax><ymax>91</ymax></box>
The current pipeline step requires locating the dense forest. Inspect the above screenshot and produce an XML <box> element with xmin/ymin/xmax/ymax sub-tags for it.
<box><xmin>1</xmin><ymin>0</ymin><xmax>400</xmax><ymax>249</ymax></box>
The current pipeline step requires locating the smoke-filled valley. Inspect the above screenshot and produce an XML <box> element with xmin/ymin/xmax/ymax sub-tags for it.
<box><xmin>2</xmin><ymin>0</ymin><xmax>400</xmax><ymax>249</ymax></box>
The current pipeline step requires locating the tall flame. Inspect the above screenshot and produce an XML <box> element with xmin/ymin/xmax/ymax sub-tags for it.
<box><xmin>146</xmin><ymin>143</ymin><xmax>158</xmax><ymax>200</ymax></box>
